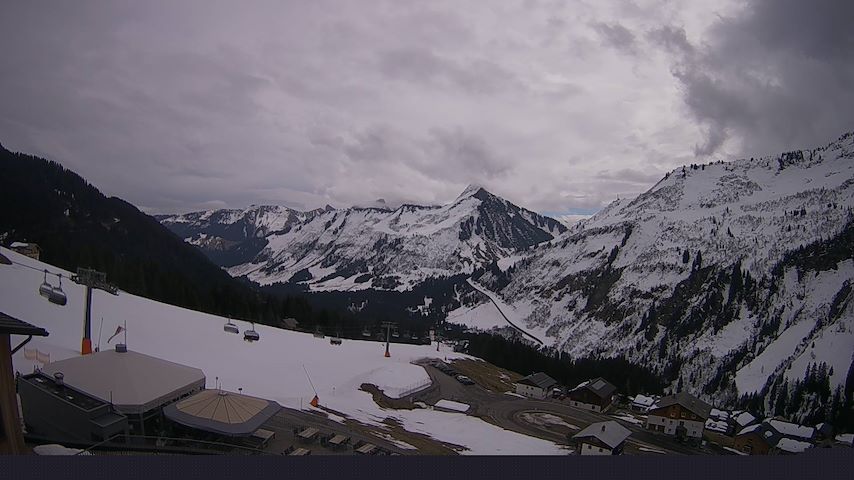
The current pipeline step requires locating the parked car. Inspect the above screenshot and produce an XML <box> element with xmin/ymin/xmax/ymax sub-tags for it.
<box><xmin>456</xmin><ymin>375</ymin><xmax>475</xmax><ymax>385</ymax></box>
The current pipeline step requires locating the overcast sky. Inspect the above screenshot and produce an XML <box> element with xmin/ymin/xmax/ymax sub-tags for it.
<box><xmin>1</xmin><ymin>1</ymin><xmax>851</xmax><ymax>215</ymax></box>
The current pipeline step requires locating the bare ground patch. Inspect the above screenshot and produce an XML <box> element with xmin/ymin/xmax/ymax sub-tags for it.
<box><xmin>448</xmin><ymin>359</ymin><xmax>523</xmax><ymax>392</ymax></box>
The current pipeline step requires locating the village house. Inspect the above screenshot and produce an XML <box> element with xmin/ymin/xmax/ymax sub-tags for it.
<box><xmin>629</xmin><ymin>394</ymin><xmax>658</xmax><ymax>413</ymax></box>
<box><xmin>566</xmin><ymin>377</ymin><xmax>617</xmax><ymax>412</ymax></box>
<box><xmin>514</xmin><ymin>372</ymin><xmax>557</xmax><ymax>399</ymax></box>
<box><xmin>644</xmin><ymin>391</ymin><xmax>711</xmax><ymax>441</ymax></box>
<box><xmin>733</xmin><ymin>419</ymin><xmax>816</xmax><ymax>455</ymax></box>
<box><xmin>8</xmin><ymin>242</ymin><xmax>40</xmax><ymax>260</ymax></box>
<box><xmin>733</xmin><ymin>422</ymin><xmax>782</xmax><ymax>455</ymax></box>
<box><xmin>705</xmin><ymin>408</ymin><xmax>733</xmax><ymax>435</ymax></box>
<box><xmin>572</xmin><ymin>421</ymin><xmax>631</xmax><ymax>456</ymax></box>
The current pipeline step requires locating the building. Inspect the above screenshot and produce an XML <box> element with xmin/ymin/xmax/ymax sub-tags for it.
<box><xmin>629</xmin><ymin>394</ymin><xmax>657</xmax><ymax>413</ymax></box>
<box><xmin>645</xmin><ymin>391</ymin><xmax>711</xmax><ymax>441</ymax></box>
<box><xmin>8</xmin><ymin>242</ymin><xmax>40</xmax><ymax>260</ymax></box>
<box><xmin>163</xmin><ymin>388</ymin><xmax>281</xmax><ymax>438</ymax></box>
<box><xmin>731</xmin><ymin>410</ymin><xmax>757</xmax><ymax>430</ymax></box>
<box><xmin>18</xmin><ymin>371</ymin><xmax>129</xmax><ymax>443</ymax></box>
<box><xmin>733</xmin><ymin>422</ymin><xmax>782</xmax><ymax>455</ymax></box>
<box><xmin>22</xmin><ymin>346</ymin><xmax>205</xmax><ymax>438</ymax></box>
<box><xmin>572</xmin><ymin>421</ymin><xmax>632</xmax><ymax>455</ymax></box>
<box><xmin>281</xmin><ymin>318</ymin><xmax>299</xmax><ymax>330</ymax></box>
<box><xmin>0</xmin><ymin>311</ymin><xmax>49</xmax><ymax>454</ymax></box>
<box><xmin>733</xmin><ymin>419</ymin><xmax>816</xmax><ymax>455</ymax></box>
<box><xmin>566</xmin><ymin>377</ymin><xmax>617</xmax><ymax>412</ymax></box>
<box><xmin>514</xmin><ymin>372</ymin><xmax>557</xmax><ymax>399</ymax></box>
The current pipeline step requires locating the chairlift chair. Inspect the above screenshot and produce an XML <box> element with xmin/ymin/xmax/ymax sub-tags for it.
<box><xmin>39</xmin><ymin>270</ymin><xmax>53</xmax><ymax>298</ymax></box>
<box><xmin>48</xmin><ymin>275</ymin><xmax>68</xmax><ymax>306</ymax></box>
<box><xmin>244</xmin><ymin>323</ymin><xmax>260</xmax><ymax>342</ymax></box>
<box><xmin>224</xmin><ymin>319</ymin><xmax>240</xmax><ymax>334</ymax></box>
<box><xmin>361</xmin><ymin>328</ymin><xmax>371</xmax><ymax>338</ymax></box>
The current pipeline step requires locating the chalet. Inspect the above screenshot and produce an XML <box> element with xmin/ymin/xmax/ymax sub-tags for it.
<box><xmin>514</xmin><ymin>372</ymin><xmax>557</xmax><ymax>399</ymax></box>
<box><xmin>644</xmin><ymin>391</ymin><xmax>711</xmax><ymax>441</ymax></box>
<box><xmin>566</xmin><ymin>377</ymin><xmax>617</xmax><ymax>412</ymax></box>
<box><xmin>733</xmin><ymin>419</ymin><xmax>816</xmax><ymax>455</ymax></box>
<box><xmin>8</xmin><ymin>242</ymin><xmax>40</xmax><ymax>260</ymax></box>
<box><xmin>572</xmin><ymin>421</ymin><xmax>631</xmax><ymax>456</ymax></box>
<box><xmin>835</xmin><ymin>433</ymin><xmax>853</xmax><ymax>448</ymax></box>
<box><xmin>733</xmin><ymin>422</ymin><xmax>783</xmax><ymax>455</ymax></box>
<box><xmin>281</xmin><ymin>318</ymin><xmax>299</xmax><ymax>330</ymax></box>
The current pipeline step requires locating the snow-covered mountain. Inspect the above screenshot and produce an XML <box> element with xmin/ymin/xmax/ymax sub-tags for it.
<box><xmin>479</xmin><ymin>132</ymin><xmax>854</xmax><ymax>410</ymax></box>
<box><xmin>159</xmin><ymin>185</ymin><xmax>566</xmax><ymax>290</ymax></box>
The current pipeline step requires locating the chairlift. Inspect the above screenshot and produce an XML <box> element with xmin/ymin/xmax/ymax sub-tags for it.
<box><xmin>244</xmin><ymin>323</ymin><xmax>260</xmax><ymax>342</ymax></box>
<box><xmin>223</xmin><ymin>319</ymin><xmax>240</xmax><ymax>334</ymax></box>
<box><xmin>39</xmin><ymin>270</ymin><xmax>53</xmax><ymax>298</ymax></box>
<box><xmin>48</xmin><ymin>275</ymin><xmax>68</xmax><ymax>306</ymax></box>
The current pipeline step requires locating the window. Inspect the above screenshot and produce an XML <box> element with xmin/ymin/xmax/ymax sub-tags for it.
<box><xmin>679</xmin><ymin>421</ymin><xmax>685</xmax><ymax>426</ymax></box>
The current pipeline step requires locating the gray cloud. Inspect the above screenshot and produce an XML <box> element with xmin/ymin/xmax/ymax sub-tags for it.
<box><xmin>0</xmin><ymin>1</ymin><xmax>845</xmax><ymax>218</ymax></box>
<box><xmin>592</xmin><ymin>22</ymin><xmax>638</xmax><ymax>55</ymax></box>
<box><xmin>658</xmin><ymin>0</ymin><xmax>854</xmax><ymax>157</ymax></box>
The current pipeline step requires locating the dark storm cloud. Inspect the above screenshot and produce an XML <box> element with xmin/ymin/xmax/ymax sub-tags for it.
<box><xmin>592</xmin><ymin>22</ymin><xmax>638</xmax><ymax>55</ymax></box>
<box><xmin>658</xmin><ymin>0</ymin><xmax>854</xmax><ymax>157</ymax></box>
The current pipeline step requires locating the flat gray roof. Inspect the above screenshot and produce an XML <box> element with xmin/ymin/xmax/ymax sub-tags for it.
<box><xmin>41</xmin><ymin>349</ymin><xmax>205</xmax><ymax>415</ymax></box>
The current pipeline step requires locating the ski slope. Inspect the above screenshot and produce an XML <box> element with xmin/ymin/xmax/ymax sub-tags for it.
<box><xmin>0</xmin><ymin>247</ymin><xmax>567</xmax><ymax>455</ymax></box>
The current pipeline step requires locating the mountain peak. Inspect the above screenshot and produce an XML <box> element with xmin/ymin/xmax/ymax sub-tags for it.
<box><xmin>456</xmin><ymin>183</ymin><xmax>490</xmax><ymax>201</ymax></box>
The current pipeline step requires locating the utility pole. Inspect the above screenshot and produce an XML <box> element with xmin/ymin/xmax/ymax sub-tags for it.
<box><xmin>71</xmin><ymin>268</ymin><xmax>118</xmax><ymax>355</ymax></box>
<box><xmin>381</xmin><ymin>321</ymin><xmax>396</xmax><ymax>358</ymax></box>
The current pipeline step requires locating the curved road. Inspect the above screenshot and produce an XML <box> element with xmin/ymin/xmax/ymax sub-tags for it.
<box><xmin>411</xmin><ymin>363</ymin><xmax>708</xmax><ymax>455</ymax></box>
<box><xmin>466</xmin><ymin>279</ymin><xmax>544</xmax><ymax>346</ymax></box>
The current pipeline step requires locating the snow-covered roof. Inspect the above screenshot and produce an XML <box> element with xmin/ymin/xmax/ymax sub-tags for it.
<box><xmin>835</xmin><ymin>433</ymin><xmax>854</xmax><ymax>446</ymax></box>
<box><xmin>435</xmin><ymin>399</ymin><xmax>470</xmax><ymax>413</ymax></box>
<box><xmin>10</xmin><ymin>242</ymin><xmax>29</xmax><ymax>248</ymax></box>
<box><xmin>767</xmin><ymin>420</ymin><xmax>815</xmax><ymax>440</ymax></box>
<box><xmin>630</xmin><ymin>394</ymin><xmax>656</xmax><ymax>407</ymax></box>
<box><xmin>709</xmin><ymin>408</ymin><xmax>729</xmax><ymax>420</ymax></box>
<box><xmin>775</xmin><ymin>438</ymin><xmax>812</xmax><ymax>454</ymax></box>
<box><xmin>573</xmin><ymin>421</ymin><xmax>632</xmax><ymax>449</ymax></box>
<box><xmin>705</xmin><ymin>419</ymin><xmax>730</xmax><ymax>434</ymax></box>
<box><xmin>733</xmin><ymin>411</ymin><xmax>756</xmax><ymax>427</ymax></box>
<box><xmin>736</xmin><ymin>424</ymin><xmax>763</xmax><ymax>436</ymax></box>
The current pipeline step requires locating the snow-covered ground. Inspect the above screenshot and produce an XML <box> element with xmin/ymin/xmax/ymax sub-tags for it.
<box><xmin>0</xmin><ymin>247</ymin><xmax>567</xmax><ymax>455</ymax></box>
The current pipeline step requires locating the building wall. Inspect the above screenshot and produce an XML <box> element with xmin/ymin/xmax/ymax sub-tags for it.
<box><xmin>0</xmin><ymin>334</ymin><xmax>25</xmax><ymax>454</ymax></box>
<box><xmin>578</xmin><ymin>441</ymin><xmax>614</xmax><ymax>456</ymax></box>
<box><xmin>645</xmin><ymin>405</ymin><xmax>705</xmax><ymax>438</ymax></box>
<box><xmin>18</xmin><ymin>375</ymin><xmax>115</xmax><ymax>443</ymax></box>
<box><xmin>568</xmin><ymin>388</ymin><xmax>610</xmax><ymax>409</ymax></box>
<box><xmin>515</xmin><ymin>383</ymin><xmax>546</xmax><ymax>399</ymax></box>
<box><xmin>733</xmin><ymin>433</ymin><xmax>772</xmax><ymax>455</ymax></box>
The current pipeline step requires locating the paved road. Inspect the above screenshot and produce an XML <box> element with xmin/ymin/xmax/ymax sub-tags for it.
<box><xmin>467</xmin><ymin>279</ymin><xmax>544</xmax><ymax>345</ymax></box>
<box><xmin>411</xmin><ymin>363</ymin><xmax>708</xmax><ymax>455</ymax></box>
